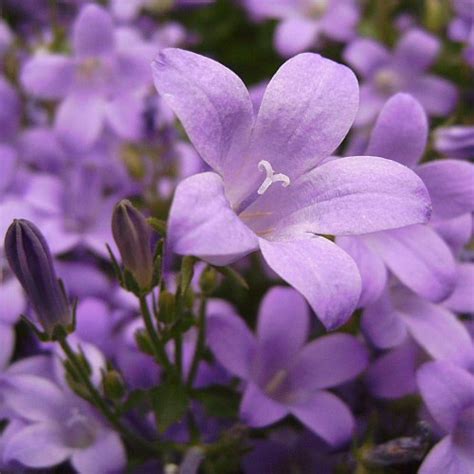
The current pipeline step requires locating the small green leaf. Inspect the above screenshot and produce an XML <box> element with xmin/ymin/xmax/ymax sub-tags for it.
<box><xmin>180</xmin><ymin>256</ymin><xmax>197</xmax><ymax>296</ymax></box>
<box><xmin>213</xmin><ymin>266</ymin><xmax>249</xmax><ymax>290</ymax></box>
<box><xmin>150</xmin><ymin>382</ymin><xmax>189</xmax><ymax>433</ymax></box>
<box><xmin>147</xmin><ymin>217</ymin><xmax>167</xmax><ymax>235</ymax></box>
<box><xmin>193</xmin><ymin>385</ymin><xmax>240</xmax><ymax>419</ymax></box>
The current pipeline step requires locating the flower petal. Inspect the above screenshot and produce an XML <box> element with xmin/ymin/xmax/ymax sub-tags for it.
<box><xmin>366</xmin><ymin>93</ymin><xmax>428</xmax><ymax>168</ymax></box>
<box><xmin>259</xmin><ymin>237</ymin><xmax>361</xmax><ymax>330</ymax></box>
<box><xmin>73</xmin><ymin>4</ymin><xmax>115</xmax><ymax>58</ymax></box>
<box><xmin>20</xmin><ymin>53</ymin><xmax>74</xmax><ymax>100</ymax></box>
<box><xmin>419</xmin><ymin>436</ymin><xmax>470</xmax><ymax>474</ymax></box>
<box><xmin>240</xmin><ymin>383</ymin><xmax>288</xmax><ymax>427</ymax></box>
<box><xmin>290</xmin><ymin>391</ymin><xmax>354</xmax><ymax>446</ymax></box>
<box><xmin>207</xmin><ymin>312</ymin><xmax>256</xmax><ymax>379</ymax></box>
<box><xmin>71</xmin><ymin>430</ymin><xmax>126</xmax><ymax>474</ymax></box>
<box><xmin>274</xmin><ymin>17</ymin><xmax>320</xmax><ymax>57</ymax></box>
<box><xmin>244</xmin><ymin>156</ymin><xmax>431</xmax><ymax>238</ymax></box>
<box><xmin>443</xmin><ymin>263</ymin><xmax>474</xmax><ymax>314</ymax></box>
<box><xmin>393</xmin><ymin>29</ymin><xmax>440</xmax><ymax>72</ymax></box>
<box><xmin>3</xmin><ymin>423</ymin><xmax>72</xmax><ymax>468</ymax></box>
<box><xmin>337</xmin><ymin>236</ymin><xmax>388</xmax><ymax>307</ymax></box>
<box><xmin>343</xmin><ymin>38</ymin><xmax>390</xmax><ymax>77</ymax></box>
<box><xmin>151</xmin><ymin>48</ymin><xmax>254</xmax><ymax>194</ymax></box>
<box><xmin>320</xmin><ymin>1</ymin><xmax>359</xmax><ymax>41</ymax></box>
<box><xmin>417</xmin><ymin>361</ymin><xmax>474</xmax><ymax>432</ymax></box>
<box><xmin>416</xmin><ymin>159</ymin><xmax>474</xmax><ymax>219</ymax></box>
<box><xmin>254</xmin><ymin>286</ymin><xmax>309</xmax><ymax>379</ymax></box>
<box><xmin>407</xmin><ymin>75</ymin><xmax>458</xmax><ymax>117</ymax></box>
<box><xmin>167</xmin><ymin>172</ymin><xmax>259</xmax><ymax>265</ymax></box>
<box><xmin>364</xmin><ymin>225</ymin><xmax>457</xmax><ymax>302</ymax></box>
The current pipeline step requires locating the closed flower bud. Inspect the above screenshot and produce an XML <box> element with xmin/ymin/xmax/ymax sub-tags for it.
<box><xmin>4</xmin><ymin>219</ymin><xmax>72</xmax><ymax>338</ymax></box>
<box><xmin>102</xmin><ymin>370</ymin><xmax>126</xmax><ymax>399</ymax></box>
<box><xmin>111</xmin><ymin>200</ymin><xmax>154</xmax><ymax>290</ymax></box>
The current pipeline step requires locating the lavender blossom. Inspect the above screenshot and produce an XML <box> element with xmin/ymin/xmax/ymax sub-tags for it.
<box><xmin>435</xmin><ymin>125</ymin><xmax>474</xmax><ymax>159</ymax></box>
<box><xmin>344</xmin><ymin>28</ymin><xmax>458</xmax><ymax>127</ymax></box>
<box><xmin>244</xmin><ymin>0</ymin><xmax>360</xmax><ymax>57</ymax></box>
<box><xmin>4</xmin><ymin>219</ymin><xmax>72</xmax><ymax>338</ymax></box>
<box><xmin>207</xmin><ymin>287</ymin><xmax>368</xmax><ymax>445</ymax></box>
<box><xmin>417</xmin><ymin>361</ymin><xmax>474</xmax><ymax>472</ymax></box>
<box><xmin>152</xmin><ymin>48</ymin><xmax>431</xmax><ymax>329</ymax></box>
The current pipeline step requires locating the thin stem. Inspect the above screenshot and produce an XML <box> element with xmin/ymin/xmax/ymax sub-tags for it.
<box><xmin>139</xmin><ymin>294</ymin><xmax>173</xmax><ymax>372</ymax></box>
<box><xmin>186</xmin><ymin>295</ymin><xmax>207</xmax><ymax>388</ymax></box>
<box><xmin>58</xmin><ymin>337</ymin><xmax>157</xmax><ymax>455</ymax></box>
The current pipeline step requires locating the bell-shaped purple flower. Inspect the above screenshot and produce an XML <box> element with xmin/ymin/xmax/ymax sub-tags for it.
<box><xmin>4</xmin><ymin>219</ymin><xmax>72</xmax><ymax>338</ymax></box>
<box><xmin>111</xmin><ymin>199</ymin><xmax>154</xmax><ymax>289</ymax></box>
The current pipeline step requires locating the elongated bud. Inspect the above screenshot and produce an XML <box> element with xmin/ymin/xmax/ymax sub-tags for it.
<box><xmin>102</xmin><ymin>370</ymin><xmax>126</xmax><ymax>399</ymax></box>
<box><xmin>112</xmin><ymin>200</ymin><xmax>154</xmax><ymax>290</ymax></box>
<box><xmin>4</xmin><ymin>219</ymin><xmax>72</xmax><ymax>338</ymax></box>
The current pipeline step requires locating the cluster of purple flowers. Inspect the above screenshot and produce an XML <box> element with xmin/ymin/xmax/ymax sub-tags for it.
<box><xmin>1</xmin><ymin>0</ymin><xmax>473</xmax><ymax>473</ymax></box>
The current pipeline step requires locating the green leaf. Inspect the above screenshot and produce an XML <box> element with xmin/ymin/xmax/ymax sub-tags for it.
<box><xmin>147</xmin><ymin>217</ymin><xmax>167</xmax><ymax>235</ymax></box>
<box><xmin>213</xmin><ymin>266</ymin><xmax>249</xmax><ymax>290</ymax></box>
<box><xmin>193</xmin><ymin>385</ymin><xmax>240</xmax><ymax>419</ymax></box>
<box><xmin>180</xmin><ymin>256</ymin><xmax>197</xmax><ymax>296</ymax></box>
<box><xmin>150</xmin><ymin>382</ymin><xmax>189</xmax><ymax>433</ymax></box>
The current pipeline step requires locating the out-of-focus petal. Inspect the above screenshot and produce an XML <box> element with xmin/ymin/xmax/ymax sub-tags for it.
<box><xmin>259</xmin><ymin>237</ymin><xmax>361</xmax><ymax>330</ymax></box>
<box><xmin>443</xmin><ymin>263</ymin><xmax>474</xmax><ymax>314</ymax></box>
<box><xmin>167</xmin><ymin>172</ymin><xmax>258</xmax><ymax>265</ymax></box>
<box><xmin>420</xmin><ymin>436</ymin><xmax>469</xmax><ymax>474</ymax></box>
<box><xmin>105</xmin><ymin>94</ymin><xmax>143</xmax><ymax>141</ymax></box>
<box><xmin>320</xmin><ymin>1</ymin><xmax>359</xmax><ymax>42</ymax></box>
<box><xmin>343</xmin><ymin>38</ymin><xmax>390</xmax><ymax>77</ymax></box>
<box><xmin>274</xmin><ymin>17</ymin><xmax>320</xmax><ymax>57</ymax></box>
<box><xmin>353</xmin><ymin>84</ymin><xmax>386</xmax><ymax>127</ymax></box>
<box><xmin>366</xmin><ymin>93</ymin><xmax>428</xmax><ymax>168</ymax></box>
<box><xmin>393</xmin><ymin>29</ymin><xmax>440</xmax><ymax>72</ymax></box>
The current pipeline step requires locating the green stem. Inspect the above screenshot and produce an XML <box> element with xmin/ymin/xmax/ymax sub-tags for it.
<box><xmin>139</xmin><ymin>295</ymin><xmax>173</xmax><ymax>372</ymax></box>
<box><xmin>187</xmin><ymin>295</ymin><xmax>207</xmax><ymax>388</ymax></box>
<box><xmin>58</xmin><ymin>337</ymin><xmax>157</xmax><ymax>455</ymax></box>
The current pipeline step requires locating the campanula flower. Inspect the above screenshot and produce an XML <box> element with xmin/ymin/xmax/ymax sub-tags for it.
<box><xmin>344</xmin><ymin>28</ymin><xmax>458</xmax><ymax>127</ymax></box>
<box><xmin>152</xmin><ymin>48</ymin><xmax>431</xmax><ymax>329</ymax></box>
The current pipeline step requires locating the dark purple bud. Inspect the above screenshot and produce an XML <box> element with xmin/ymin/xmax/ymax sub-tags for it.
<box><xmin>4</xmin><ymin>219</ymin><xmax>72</xmax><ymax>337</ymax></box>
<box><xmin>112</xmin><ymin>200</ymin><xmax>154</xmax><ymax>289</ymax></box>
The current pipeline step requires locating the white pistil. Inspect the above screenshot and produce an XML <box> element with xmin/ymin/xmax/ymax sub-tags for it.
<box><xmin>257</xmin><ymin>160</ymin><xmax>290</xmax><ymax>195</ymax></box>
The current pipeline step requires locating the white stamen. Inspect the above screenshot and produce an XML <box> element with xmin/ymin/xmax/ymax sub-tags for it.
<box><xmin>257</xmin><ymin>160</ymin><xmax>290</xmax><ymax>195</ymax></box>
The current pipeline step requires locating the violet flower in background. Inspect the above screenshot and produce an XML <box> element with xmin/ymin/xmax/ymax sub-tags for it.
<box><xmin>153</xmin><ymin>48</ymin><xmax>431</xmax><ymax>329</ymax></box>
<box><xmin>344</xmin><ymin>28</ymin><xmax>458</xmax><ymax>127</ymax></box>
<box><xmin>435</xmin><ymin>125</ymin><xmax>474</xmax><ymax>159</ymax></box>
<box><xmin>449</xmin><ymin>0</ymin><xmax>474</xmax><ymax>67</ymax></box>
<box><xmin>207</xmin><ymin>287</ymin><xmax>368</xmax><ymax>445</ymax></box>
<box><xmin>417</xmin><ymin>361</ymin><xmax>474</xmax><ymax>472</ymax></box>
<box><xmin>244</xmin><ymin>0</ymin><xmax>360</xmax><ymax>57</ymax></box>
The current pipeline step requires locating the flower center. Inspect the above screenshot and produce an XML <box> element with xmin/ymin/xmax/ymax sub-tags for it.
<box><xmin>374</xmin><ymin>69</ymin><xmax>401</xmax><ymax>94</ymax></box>
<box><xmin>264</xmin><ymin>369</ymin><xmax>288</xmax><ymax>396</ymax></box>
<box><xmin>64</xmin><ymin>407</ymin><xmax>96</xmax><ymax>449</ymax></box>
<box><xmin>257</xmin><ymin>160</ymin><xmax>290</xmax><ymax>195</ymax></box>
<box><xmin>306</xmin><ymin>0</ymin><xmax>328</xmax><ymax>17</ymax></box>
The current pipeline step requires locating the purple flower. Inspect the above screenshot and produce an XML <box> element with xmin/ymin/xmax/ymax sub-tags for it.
<box><xmin>152</xmin><ymin>48</ymin><xmax>431</xmax><ymax>329</ymax></box>
<box><xmin>244</xmin><ymin>0</ymin><xmax>360</xmax><ymax>57</ymax></box>
<box><xmin>344</xmin><ymin>28</ymin><xmax>458</xmax><ymax>127</ymax></box>
<box><xmin>435</xmin><ymin>125</ymin><xmax>474</xmax><ymax>159</ymax></box>
<box><xmin>338</xmin><ymin>94</ymin><xmax>474</xmax><ymax>306</ymax></box>
<box><xmin>20</xmin><ymin>4</ymin><xmax>154</xmax><ymax>150</ymax></box>
<box><xmin>449</xmin><ymin>0</ymin><xmax>474</xmax><ymax>67</ymax></box>
<box><xmin>417</xmin><ymin>361</ymin><xmax>474</xmax><ymax>472</ymax></box>
<box><xmin>1</xmin><ymin>373</ymin><xmax>126</xmax><ymax>472</ymax></box>
<box><xmin>4</xmin><ymin>219</ymin><xmax>72</xmax><ymax>338</ymax></box>
<box><xmin>207</xmin><ymin>286</ymin><xmax>368</xmax><ymax>446</ymax></box>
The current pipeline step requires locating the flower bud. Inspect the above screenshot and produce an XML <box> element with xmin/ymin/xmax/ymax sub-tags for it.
<box><xmin>111</xmin><ymin>200</ymin><xmax>154</xmax><ymax>290</ymax></box>
<box><xmin>4</xmin><ymin>219</ymin><xmax>72</xmax><ymax>338</ymax></box>
<box><xmin>102</xmin><ymin>370</ymin><xmax>126</xmax><ymax>399</ymax></box>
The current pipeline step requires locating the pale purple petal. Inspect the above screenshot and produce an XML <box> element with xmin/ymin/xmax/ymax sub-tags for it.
<box><xmin>443</xmin><ymin>263</ymin><xmax>474</xmax><ymax>314</ymax></box>
<box><xmin>73</xmin><ymin>4</ymin><xmax>115</xmax><ymax>58</ymax></box>
<box><xmin>290</xmin><ymin>391</ymin><xmax>354</xmax><ymax>446</ymax></box>
<box><xmin>207</xmin><ymin>312</ymin><xmax>256</xmax><ymax>379</ymax></box>
<box><xmin>407</xmin><ymin>75</ymin><xmax>458</xmax><ymax>117</ymax></box>
<box><xmin>417</xmin><ymin>361</ymin><xmax>474</xmax><ymax>432</ymax></box>
<box><xmin>167</xmin><ymin>172</ymin><xmax>259</xmax><ymax>265</ymax></box>
<box><xmin>343</xmin><ymin>38</ymin><xmax>390</xmax><ymax>77</ymax></box>
<box><xmin>243</xmin><ymin>0</ymin><xmax>299</xmax><ymax>19</ymax></box>
<box><xmin>259</xmin><ymin>237</ymin><xmax>361</xmax><ymax>330</ymax></box>
<box><xmin>55</xmin><ymin>93</ymin><xmax>105</xmax><ymax>151</ymax></box>
<box><xmin>240</xmin><ymin>383</ymin><xmax>288</xmax><ymax>427</ymax></box>
<box><xmin>274</xmin><ymin>17</ymin><xmax>320</xmax><ymax>57</ymax></box>
<box><xmin>353</xmin><ymin>84</ymin><xmax>386</xmax><ymax>127</ymax></box>
<box><xmin>3</xmin><ymin>423</ymin><xmax>72</xmax><ymax>468</ymax></box>
<box><xmin>420</xmin><ymin>436</ymin><xmax>470</xmax><ymax>474</ymax></box>
<box><xmin>395</xmin><ymin>289</ymin><xmax>473</xmax><ymax>365</ymax></box>
<box><xmin>105</xmin><ymin>94</ymin><xmax>143</xmax><ymax>141</ymax></box>
<box><xmin>285</xmin><ymin>334</ymin><xmax>368</xmax><ymax>393</ymax></box>
<box><xmin>0</xmin><ymin>278</ymin><xmax>24</xmax><ymax>325</ymax></box>
<box><xmin>244</xmin><ymin>156</ymin><xmax>431</xmax><ymax>238</ymax></box>
<box><xmin>432</xmin><ymin>214</ymin><xmax>473</xmax><ymax>255</ymax></box>
<box><xmin>0</xmin><ymin>144</ymin><xmax>17</xmax><ymax>194</ymax></box>
<box><xmin>0</xmin><ymin>324</ymin><xmax>14</xmax><ymax>370</ymax></box>
<box><xmin>366</xmin><ymin>93</ymin><xmax>428</xmax><ymax>168</ymax></box>
<box><xmin>71</xmin><ymin>431</ymin><xmax>126</xmax><ymax>474</ymax></box>
<box><xmin>254</xmin><ymin>286</ymin><xmax>309</xmax><ymax>379</ymax></box>
<box><xmin>363</xmin><ymin>225</ymin><xmax>457</xmax><ymax>302</ymax></box>
<box><xmin>366</xmin><ymin>341</ymin><xmax>417</xmax><ymax>399</ymax></box>
<box><xmin>20</xmin><ymin>53</ymin><xmax>74</xmax><ymax>100</ymax></box>
<box><xmin>246</xmin><ymin>54</ymin><xmax>359</xmax><ymax>202</ymax></box>
<box><xmin>320</xmin><ymin>2</ymin><xmax>359</xmax><ymax>42</ymax></box>
<box><xmin>416</xmin><ymin>160</ymin><xmax>474</xmax><ymax>219</ymax></box>
<box><xmin>361</xmin><ymin>288</ymin><xmax>407</xmax><ymax>349</ymax></box>
<box><xmin>151</xmin><ymin>48</ymin><xmax>254</xmax><ymax>193</ymax></box>
<box><xmin>393</xmin><ymin>28</ymin><xmax>440</xmax><ymax>72</ymax></box>
<box><xmin>337</xmin><ymin>236</ymin><xmax>388</xmax><ymax>307</ymax></box>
